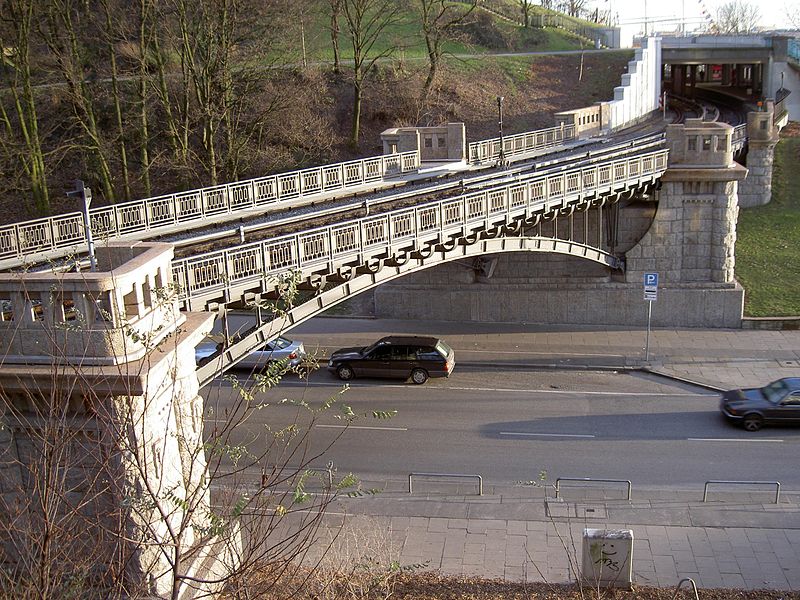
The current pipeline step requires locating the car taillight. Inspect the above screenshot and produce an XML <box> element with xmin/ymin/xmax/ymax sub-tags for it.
<box><xmin>289</xmin><ymin>352</ymin><xmax>297</xmax><ymax>360</ymax></box>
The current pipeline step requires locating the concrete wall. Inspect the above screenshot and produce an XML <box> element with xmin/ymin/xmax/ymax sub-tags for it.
<box><xmin>607</xmin><ymin>37</ymin><xmax>662</xmax><ymax>130</ymax></box>
<box><xmin>557</xmin><ymin>37</ymin><xmax>661</xmax><ymax>137</ymax></box>
<box><xmin>372</xmin><ymin>257</ymin><xmax>744</xmax><ymax>328</ymax></box>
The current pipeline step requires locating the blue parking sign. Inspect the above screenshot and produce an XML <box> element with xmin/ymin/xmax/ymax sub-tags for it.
<box><xmin>644</xmin><ymin>272</ymin><xmax>658</xmax><ymax>287</ymax></box>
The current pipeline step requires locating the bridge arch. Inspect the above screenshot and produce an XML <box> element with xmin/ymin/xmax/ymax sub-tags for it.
<box><xmin>195</xmin><ymin>235</ymin><xmax>621</xmax><ymax>384</ymax></box>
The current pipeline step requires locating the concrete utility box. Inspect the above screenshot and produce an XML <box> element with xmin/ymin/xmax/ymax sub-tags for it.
<box><xmin>581</xmin><ymin>528</ymin><xmax>633</xmax><ymax>588</ymax></box>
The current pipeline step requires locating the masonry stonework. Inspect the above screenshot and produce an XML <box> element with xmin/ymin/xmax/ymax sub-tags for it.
<box><xmin>373</xmin><ymin>119</ymin><xmax>748</xmax><ymax>328</ymax></box>
<box><xmin>738</xmin><ymin>102</ymin><xmax>780</xmax><ymax>208</ymax></box>
<box><xmin>0</xmin><ymin>243</ymin><xmax>234</xmax><ymax>597</ymax></box>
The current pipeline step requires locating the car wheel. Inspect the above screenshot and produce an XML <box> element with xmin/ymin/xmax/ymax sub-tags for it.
<box><xmin>411</xmin><ymin>368</ymin><xmax>428</xmax><ymax>385</ymax></box>
<box><xmin>336</xmin><ymin>365</ymin><xmax>354</xmax><ymax>381</ymax></box>
<box><xmin>742</xmin><ymin>414</ymin><xmax>763</xmax><ymax>432</ymax></box>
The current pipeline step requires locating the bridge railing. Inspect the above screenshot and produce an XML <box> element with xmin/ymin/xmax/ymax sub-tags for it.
<box><xmin>731</xmin><ymin>124</ymin><xmax>747</xmax><ymax>149</ymax></box>
<box><xmin>467</xmin><ymin>124</ymin><xmax>577</xmax><ymax>165</ymax></box>
<box><xmin>172</xmin><ymin>149</ymin><xmax>668</xmax><ymax>310</ymax></box>
<box><xmin>0</xmin><ymin>151</ymin><xmax>420</xmax><ymax>269</ymax></box>
<box><xmin>789</xmin><ymin>38</ymin><xmax>800</xmax><ymax>63</ymax></box>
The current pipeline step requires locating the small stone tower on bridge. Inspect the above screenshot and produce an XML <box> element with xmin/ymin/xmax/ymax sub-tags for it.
<box><xmin>0</xmin><ymin>242</ymin><xmax>231</xmax><ymax>597</ymax></box>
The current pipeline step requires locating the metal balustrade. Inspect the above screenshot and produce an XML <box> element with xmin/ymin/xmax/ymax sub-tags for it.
<box><xmin>172</xmin><ymin>149</ymin><xmax>668</xmax><ymax>310</ymax></box>
<box><xmin>467</xmin><ymin>124</ymin><xmax>577</xmax><ymax>164</ymax></box>
<box><xmin>0</xmin><ymin>151</ymin><xmax>420</xmax><ymax>268</ymax></box>
<box><xmin>731</xmin><ymin>123</ymin><xmax>748</xmax><ymax>151</ymax></box>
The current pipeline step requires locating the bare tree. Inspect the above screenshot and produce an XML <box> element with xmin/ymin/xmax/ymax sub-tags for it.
<box><xmin>0</xmin><ymin>265</ymin><xmax>390</xmax><ymax>598</ymax></box>
<box><xmin>787</xmin><ymin>2</ymin><xmax>800</xmax><ymax>28</ymax></box>
<box><xmin>39</xmin><ymin>0</ymin><xmax>119</xmax><ymax>204</ymax></box>
<box><xmin>341</xmin><ymin>0</ymin><xmax>402</xmax><ymax>149</ymax></box>
<box><xmin>419</xmin><ymin>0</ymin><xmax>477</xmax><ymax>96</ymax></box>
<box><xmin>561</xmin><ymin>0</ymin><xmax>588</xmax><ymax>18</ymax></box>
<box><xmin>325</xmin><ymin>0</ymin><xmax>343</xmax><ymax>74</ymax></box>
<box><xmin>519</xmin><ymin>0</ymin><xmax>534</xmax><ymax>27</ymax></box>
<box><xmin>714</xmin><ymin>0</ymin><xmax>761</xmax><ymax>34</ymax></box>
<box><xmin>0</xmin><ymin>0</ymin><xmax>50</xmax><ymax>215</ymax></box>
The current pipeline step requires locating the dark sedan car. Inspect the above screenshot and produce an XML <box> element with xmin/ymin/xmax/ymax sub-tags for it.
<box><xmin>720</xmin><ymin>377</ymin><xmax>800</xmax><ymax>431</ymax></box>
<box><xmin>327</xmin><ymin>335</ymin><xmax>455</xmax><ymax>384</ymax></box>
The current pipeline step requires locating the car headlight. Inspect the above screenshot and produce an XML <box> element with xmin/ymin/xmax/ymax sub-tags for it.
<box><xmin>328</xmin><ymin>360</ymin><xmax>333</xmax><ymax>367</ymax></box>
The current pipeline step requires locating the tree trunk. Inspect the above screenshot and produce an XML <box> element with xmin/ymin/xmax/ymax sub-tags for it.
<box><xmin>103</xmin><ymin>0</ymin><xmax>131</xmax><ymax>201</ymax></box>
<box><xmin>351</xmin><ymin>77</ymin><xmax>362</xmax><ymax>149</ymax></box>
<box><xmin>0</xmin><ymin>0</ymin><xmax>50</xmax><ymax>215</ymax></box>
<box><xmin>331</xmin><ymin>0</ymin><xmax>341</xmax><ymax>74</ymax></box>
<box><xmin>137</xmin><ymin>0</ymin><xmax>152</xmax><ymax>196</ymax></box>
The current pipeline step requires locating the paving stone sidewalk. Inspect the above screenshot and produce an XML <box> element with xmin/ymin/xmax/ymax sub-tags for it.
<box><xmin>287</xmin><ymin>318</ymin><xmax>800</xmax><ymax>590</ymax></box>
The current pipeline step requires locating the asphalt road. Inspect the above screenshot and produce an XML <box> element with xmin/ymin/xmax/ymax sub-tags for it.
<box><xmin>201</xmin><ymin>367</ymin><xmax>800</xmax><ymax>490</ymax></box>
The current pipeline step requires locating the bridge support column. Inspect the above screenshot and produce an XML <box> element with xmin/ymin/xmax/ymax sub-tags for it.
<box><xmin>625</xmin><ymin>119</ymin><xmax>747</xmax><ymax>326</ymax></box>
<box><xmin>0</xmin><ymin>243</ymin><xmax>234</xmax><ymax>597</ymax></box>
<box><xmin>738</xmin><ymin>101</ymin><xmax>780</xmax><ymax>207</ymax></box>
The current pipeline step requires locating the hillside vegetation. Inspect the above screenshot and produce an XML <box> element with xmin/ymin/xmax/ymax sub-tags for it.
<box><xmin>0</xmin><ymin>0</ymin><xmax>618</xmax><ymax>224</ymax></box>
<box><xmin>736</xmin><ymin>123</ymin><xmax>800</xmax><ymax>316</ymax></box>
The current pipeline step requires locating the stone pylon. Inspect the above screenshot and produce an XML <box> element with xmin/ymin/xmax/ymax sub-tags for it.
<box><xmin>0</xmin><ymin>242</ymin><xmax>236</xmax><ymax>597</ymax></box>
<box><xmin>738</xmin><ymin>101</ymin><xmax>780</xmax><ymax>208</ymax></box>
<box><xmin>624</xmin><ymin>119</ymin><xmax>748</xmax><ymax>326</ymax></box>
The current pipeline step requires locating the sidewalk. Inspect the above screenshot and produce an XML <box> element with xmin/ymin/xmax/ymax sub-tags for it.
<box><xmin>287</xmin><ymin>317</ymin><xmax>800</xmax><ymax>590</ymax></box>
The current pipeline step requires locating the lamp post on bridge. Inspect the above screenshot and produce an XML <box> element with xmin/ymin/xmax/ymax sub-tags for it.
<box><xmin>66</xmin><ymin>179</ymin><xmax>97</xmax><ymax>272</ymax></box>
<box><xmin>497</xmin><ymin>95</ymin><xmax>506</xmax><ymax>167</ymax></box>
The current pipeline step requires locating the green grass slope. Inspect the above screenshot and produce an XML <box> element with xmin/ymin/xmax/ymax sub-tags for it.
<box><xmin>736</xmin><ymin>126</ymin><xmax>800</xmax><ymax>316</ymax></box>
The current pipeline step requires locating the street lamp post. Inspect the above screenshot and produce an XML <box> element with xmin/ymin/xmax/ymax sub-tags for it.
<box><xmin>66</xmin><ymin>179</ymin><xmax>96</xmax><ymax>271</ymax></box>
<box><xmin>497</xmin><ymin>95</ymin><xmax>506</xmax><ymax>166</ymax></box>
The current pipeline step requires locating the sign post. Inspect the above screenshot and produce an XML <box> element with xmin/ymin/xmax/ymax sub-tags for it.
<box><xmin>643</xmin><ymin>273</ymin><xmax>658</xmax><ymax>361</ymax></box>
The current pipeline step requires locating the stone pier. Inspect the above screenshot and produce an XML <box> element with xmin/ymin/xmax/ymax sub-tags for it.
<box><xmin>0</xmin><ymin>242</ymin><xmax>235</xmax><ymax>597</ymax></box>
<box><xmin>738</xmin><ymin>101</ymin><xmax>780</xmax><ymax>208</ymax></box>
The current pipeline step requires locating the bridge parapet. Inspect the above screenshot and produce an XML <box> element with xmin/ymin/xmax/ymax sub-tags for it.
<box><xmin>665</xmin><ymin>118</ymin><xmax>734</xmax><ymax>168</ymax></box>
<box><xmin>0</xmin><ymin>243</ymin><xmax>185</xmax><ymax>365</ymax></box>
<box><xmin>0</xmin><ymin>151</ymin><xmax>420</xmax><ymax>270</ymax></box>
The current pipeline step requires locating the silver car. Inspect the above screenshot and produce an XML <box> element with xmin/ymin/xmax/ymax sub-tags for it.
<box><xmin>195</xmin><ymin>336</ymin><xmax>306</xmax><ymax>370</ymax></box>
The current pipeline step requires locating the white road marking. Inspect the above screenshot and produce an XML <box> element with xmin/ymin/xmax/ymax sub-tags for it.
<box><xmin>687</xmin><ymin>437</ymin><xmax>784</xmax><ymax>443</ymax></box>
<box><xmin>457</xmin><ymin>349</ymin><xmax>623</xmax><ymax>358</ymax></box>
<box><xmin>268</xmin><ymin>380</ymin><xmax>707</xmax><ymax>396</ymax></box>
<box><xmin>500</xmin><ymin>431</ymin><xmax>596</xmax><ymax>438</ymax></box>
<box><xmin>316</xmin><ymin>424</ymin><xmax>407</xmax><ymax>431</ymax></box>
<box><xmin>447</xmin><ymin>385</ymin><xmax>706</xmax><ymax>397</ymax></box>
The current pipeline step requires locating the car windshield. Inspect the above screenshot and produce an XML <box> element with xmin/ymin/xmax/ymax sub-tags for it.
<box><xmin>270</xmin><ymin>337</ymin><xmax>292</xmax><ymax>350</ymax></box>
<box><xmin>762</xmin><ymin>379</ymin><xmax>790</xmax><ymax>404</ymax></box>
<box><xmin>361</xmin><ymin>341</ymin><xmax>383</xmax><ymax>356</ymax></box>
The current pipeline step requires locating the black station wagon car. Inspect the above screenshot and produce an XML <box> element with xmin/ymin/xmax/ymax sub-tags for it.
<box><xmin>720</xmin><ymin>377</ymin><xmax>800</xmax><ymax>431</ymax></box>
<box><xmin>327</xmin><ymin>335</ymin><xmax>455</xmax><ymax>384</ymax></box>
